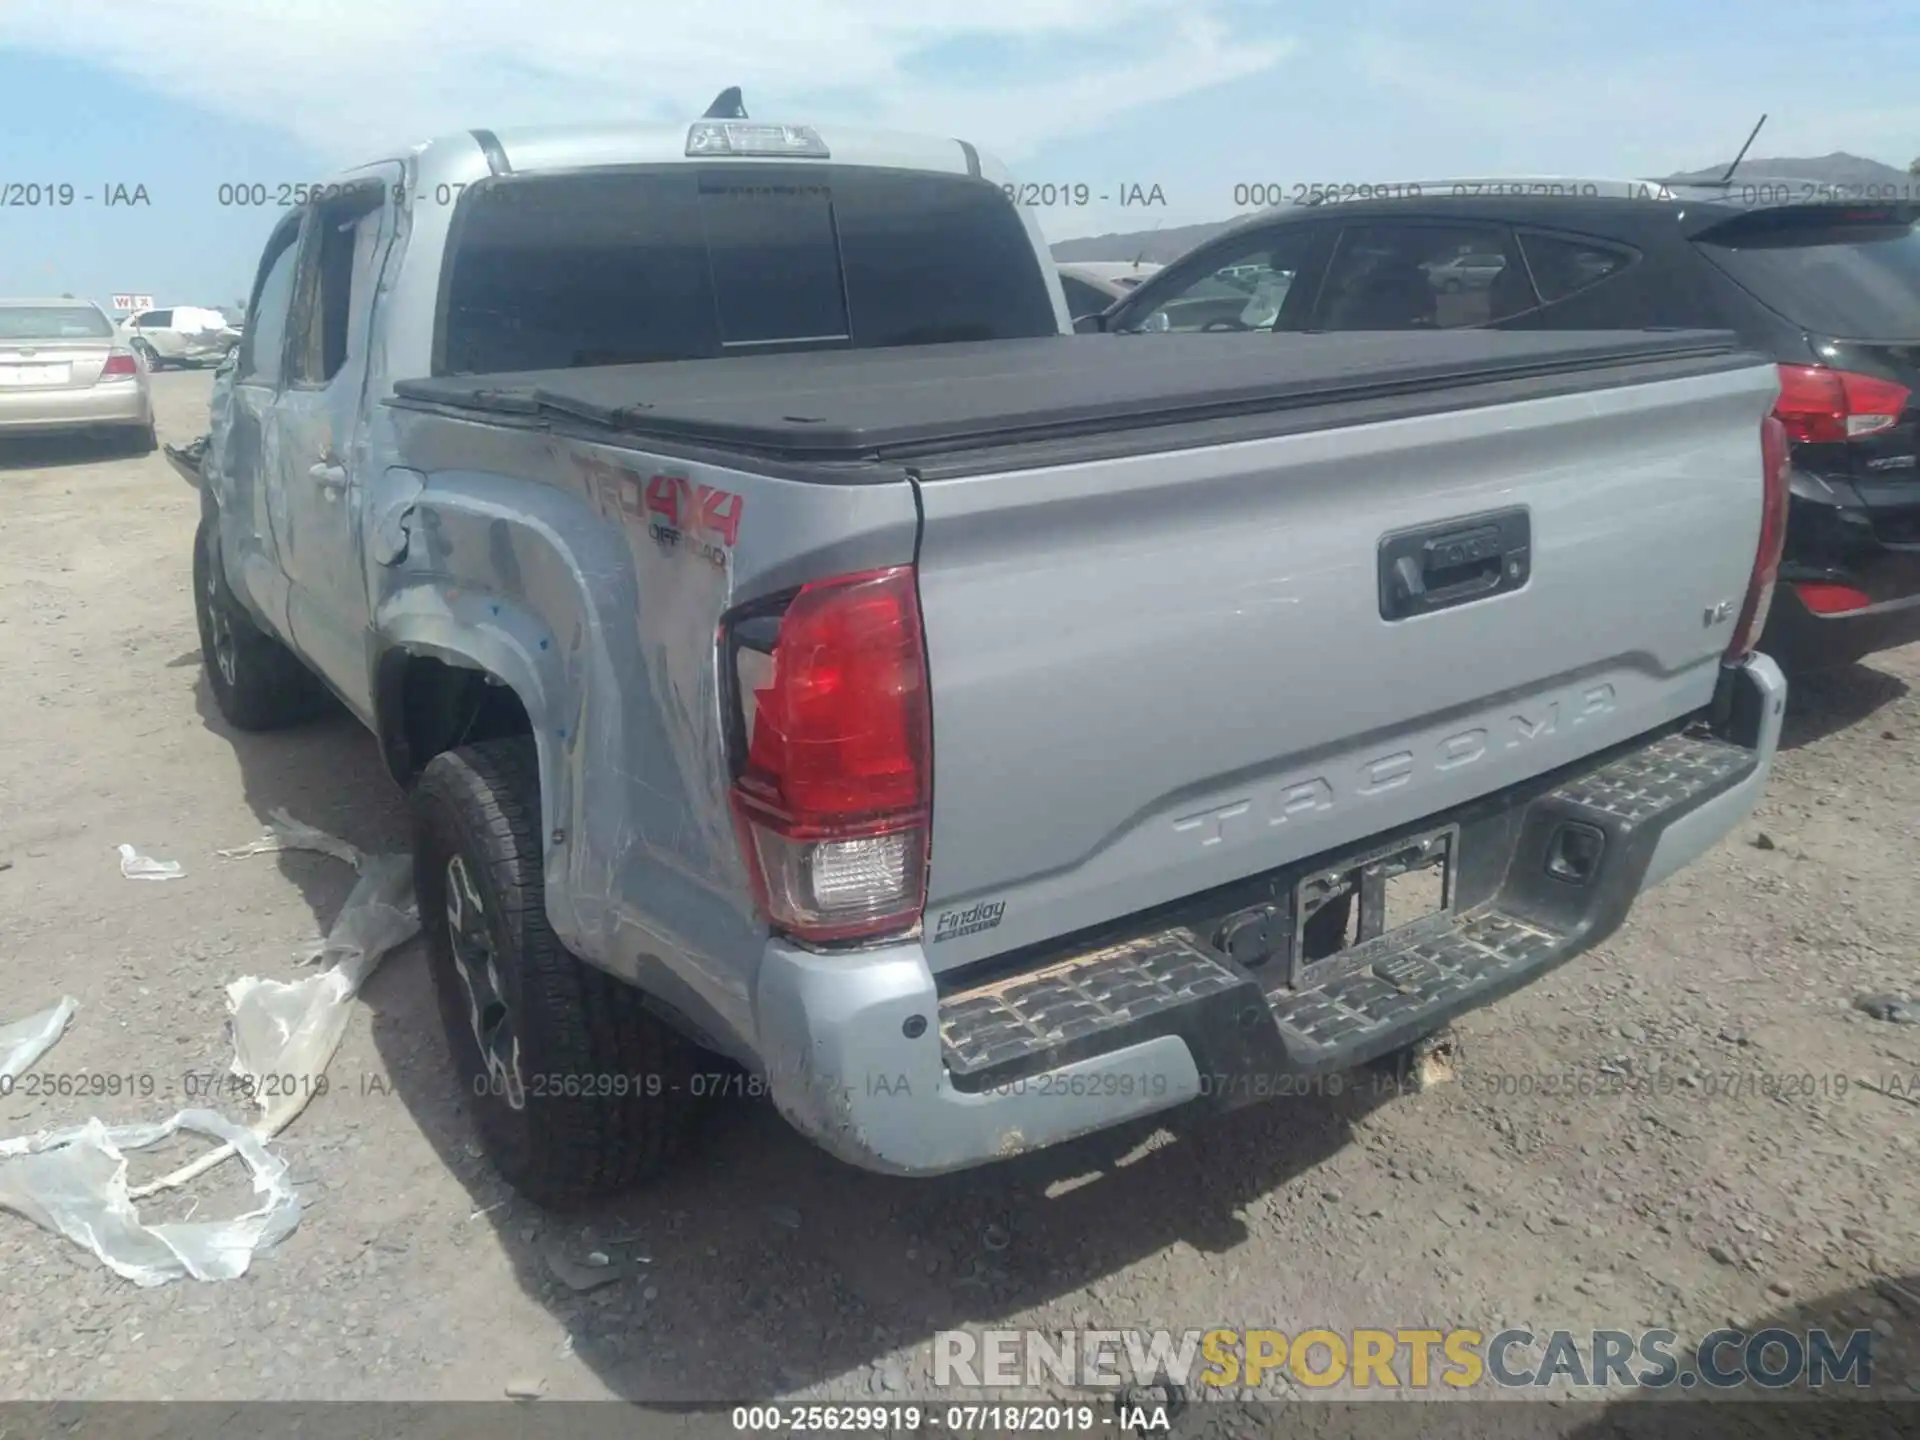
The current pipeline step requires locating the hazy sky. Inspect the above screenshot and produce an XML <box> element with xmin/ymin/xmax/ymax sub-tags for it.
<box><xmin>3</xmin><ymin>0</ymin><xmax>1918</xmax><ymax>310</ymax></box>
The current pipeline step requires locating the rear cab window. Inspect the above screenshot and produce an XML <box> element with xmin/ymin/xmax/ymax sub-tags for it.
<box><xmin>434</xmin><ymin>165</ymin><xmax>1059</xmax><ymax>376</ymax></box>
<box><xmin>1692</xmin><ymin>206</ymin><xmax>1920</xmax><ymax>341</ymax></box>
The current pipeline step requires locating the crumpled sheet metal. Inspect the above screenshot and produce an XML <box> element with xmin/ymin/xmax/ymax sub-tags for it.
<box><xmin>0</xmin><ymin>1110</ymin><xmax>300</xmax><ymax>1287</ymax></box>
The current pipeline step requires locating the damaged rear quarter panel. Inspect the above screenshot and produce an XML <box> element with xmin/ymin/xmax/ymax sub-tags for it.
<box><xmin>383</xmin><ymin>408</ymin><xmax>920</xmax><ymax>1061</ymax></box>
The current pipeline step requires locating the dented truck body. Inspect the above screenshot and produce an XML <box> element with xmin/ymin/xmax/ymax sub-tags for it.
<box><xmin>194</xmin><ymin>117</ymin><xmax>1788</xmax><ymax>1182</ymax></box>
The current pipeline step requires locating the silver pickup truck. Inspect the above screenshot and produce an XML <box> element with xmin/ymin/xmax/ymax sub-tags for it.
<box><xmin>182</xmin><ymin>109</ymin><xmax>1790</xmax><ymax>1207</ymax></box>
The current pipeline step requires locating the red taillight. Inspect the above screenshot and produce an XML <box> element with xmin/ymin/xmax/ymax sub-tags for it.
<box><xmin>100</xmin><ymin>351</ymin><xmax>139</xmax><ymax>378</ymax></box>
<box><xmin>1795</xmin><ymin>581</ymin><xmax>1873</xmax><ymax>615</ymax></box>
<box><xmin>1773</xmin><ymin>364</ymin><xmax>1910</xmax><ymax>443</ymax></box>
<box><xmin>1726</xmin><ymin>414</ymin><xmax>1791</xmax><ymax>663</ymax></box>
<box><xmin>729</xmin><ymin>567</ymin><xmax>931</xmax><ymax>943</ymax></box>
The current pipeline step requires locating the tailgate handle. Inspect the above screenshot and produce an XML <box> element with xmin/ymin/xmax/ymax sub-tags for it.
<box><xmin>1379</xmin><ymin>506</ymin><xmax>1530</xmax><ymax>621</ymax></box>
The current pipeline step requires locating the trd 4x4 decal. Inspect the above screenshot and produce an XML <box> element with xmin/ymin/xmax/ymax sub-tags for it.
<box><xmin>644</xmin><ymin>473</ymin><xmax>744</xmax><ymax>565</ymax></box>
<box><xmin>576</xmin><ymin>453</ymin><xmax>746</xmax><ymax>569</ymax></box>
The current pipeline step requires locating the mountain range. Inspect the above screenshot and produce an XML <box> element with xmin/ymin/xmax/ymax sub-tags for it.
<box><xmin>1050</xmin><ymin>152</ymin><xmax>1918</xmax><ymax>265</ymax></box>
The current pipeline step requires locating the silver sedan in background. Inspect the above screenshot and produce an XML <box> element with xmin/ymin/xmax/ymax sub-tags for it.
<box><xmin>0</xmin><ymin>298</ymin><xmax>156</xmax><ymax>453</ymax></box>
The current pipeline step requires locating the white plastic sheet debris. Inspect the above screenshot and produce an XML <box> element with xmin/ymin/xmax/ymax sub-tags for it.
<box><xmin>0</xmin><ymin>997</ymin><xmax>78</xmax><ymax>1083</ymax></box>
<box><xmin>0</xmin><ymin>812</ymin><xmax>418</xmax><ymax>1283</ymax></box>
<box><xmin>0</xmin><ymin>1110</ymin><xmax>299</xmax><ymax>1287</ymax></box>
<box><xmin>116</xmin><ymin>843</ymin><xmax>183</xmax><ymax>881</ymax></box>
<box><xmin>130</xmin><ymin>827</ymin><xmax>419</xmax><ymax>1199</ymax></box>
<box><xmin>216</xmin><ymin>806</ymin><xmax>363</xmax><ymax>870</ymax></box>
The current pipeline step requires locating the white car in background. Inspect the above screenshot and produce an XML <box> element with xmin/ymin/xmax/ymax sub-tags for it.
<box><xmin>118</xmin><ymin>304</ymin><xmax>243</xmax><ymax>370</ymax></box>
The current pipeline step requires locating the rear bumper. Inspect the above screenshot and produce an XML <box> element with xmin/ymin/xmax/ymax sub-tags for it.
<box><xmin>1768</xmin><ymin>478</ymin><xmax>1920</xmax><ymax>671</ymax></box>
<box><xmin>0</xmin><ymin>381</ymin><xmax>151</xmax><ymax>434</ymax></box>
<box><xmin>1761</xmin><ymin>582</ymin><xmax>1920</xmax><ymax>673</ymax></box>
<box><xmin>754</xmin><ymin>655</ymin><xmax>1786</xmax><ymax>1176</ymax></box>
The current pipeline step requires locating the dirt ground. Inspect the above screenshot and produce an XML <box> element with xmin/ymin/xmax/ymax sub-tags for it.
<box><xmin>2</xmin><ymin>370</ymin><xmax>1918</xmax><ymax>1424</ymax></box>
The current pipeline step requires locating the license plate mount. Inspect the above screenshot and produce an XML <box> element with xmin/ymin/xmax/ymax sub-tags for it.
<box><xmin>1289</xmin><ymin>824</ymin><xmax>1459</xmax><ymax>989</ymax></box>
<box><xmin>0</xmin><ymin>363</ymin><xmax>68</xmax><ymax>386</ymax></box>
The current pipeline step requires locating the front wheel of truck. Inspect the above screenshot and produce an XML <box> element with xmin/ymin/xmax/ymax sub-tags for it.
<box><xmin>412</xmin><ymin>738</ymin><xmax>700</xmax><ymax>1208</ymax></box>
<box><xmin>193</xmin><ymin>520</ymin><xmax>329</xmax><ymax>731</ymax></box>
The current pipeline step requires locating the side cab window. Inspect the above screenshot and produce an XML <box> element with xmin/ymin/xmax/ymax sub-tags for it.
<box><xmin>236</xmin><ymin>216</ymin><xmax>307</xmax><ymax>388</ymax></box>
<box><xmin>285</xmin><ymin>186</ymin><xmax>390</xmax><ymax>389</ymax></box>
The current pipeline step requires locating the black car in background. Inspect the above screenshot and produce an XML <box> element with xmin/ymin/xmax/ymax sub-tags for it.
<box><xmin>1096</xmin><ymin>187</ymin><xmax>1920</xmax><ymax>674</ymax></box>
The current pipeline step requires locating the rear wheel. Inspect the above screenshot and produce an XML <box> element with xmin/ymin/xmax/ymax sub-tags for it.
<box><xmin>192</xmin><ymin>520</ymin><xmax>328</xmax><ymax>730</ymax></box>
<box><xmin>413</xmin><ymin>738</ymin><xmax>701</xmax><ymax>1208</ymax></box>
<box><xmin>122</xmin><ymin>421</ymin><xmax>157</xmax><ymax>455</ymax></box>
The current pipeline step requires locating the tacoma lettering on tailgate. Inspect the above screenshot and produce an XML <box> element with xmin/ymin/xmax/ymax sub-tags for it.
<box><xmin>1173</xmin><ymin>684</ymin><xmax>1615</xmax><ymax>849</ymax></box>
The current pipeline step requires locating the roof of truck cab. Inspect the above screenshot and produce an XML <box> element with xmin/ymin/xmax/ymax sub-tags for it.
<box><xmin>391</xmin><ymin>329</ymin><xmax>1761</xmax><ymax>469</ymax></box>
<box><xmin>341</xmin><ymin>121</ymin><xmax>988</xmax><ymax>191</ymax></box>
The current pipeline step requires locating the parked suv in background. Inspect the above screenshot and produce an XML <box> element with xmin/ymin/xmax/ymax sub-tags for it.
<box><xmin>120</xmin><ymin>305</ymin><xmax>242</xmax><ymax>370</ymax></box>
<box><xmin>1100</xmin><ymin>184</ymin><xmax>1920</xmax><ymax>673</ymax></box>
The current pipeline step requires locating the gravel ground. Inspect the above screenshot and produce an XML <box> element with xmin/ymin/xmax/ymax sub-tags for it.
<box><xmin>1</xmin><ymin>370</ymin><xmax>1917</xmax><ymax>1425</ymax></box>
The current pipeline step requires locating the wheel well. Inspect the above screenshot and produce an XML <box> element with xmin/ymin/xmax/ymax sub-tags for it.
<box><xmin>380</xmin><ymin>653</ymin><xmax>533</xmax><ymax>788</ymax></box>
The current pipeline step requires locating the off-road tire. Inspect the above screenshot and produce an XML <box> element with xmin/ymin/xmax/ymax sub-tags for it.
<box><xmin>192</xmin><ymin>519</ymin><xmax>328</xmax><ymax>730</ymax></box>
<box><xmin>412</xmin><ymin>738</ymin><xmax>700</xmax><ymax>1208</ymax></box>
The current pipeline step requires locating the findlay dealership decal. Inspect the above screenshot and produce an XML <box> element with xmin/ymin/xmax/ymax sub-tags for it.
<box><xmin>933</xmin><ymin>900</ymin><xmax>1006</xmax><ymax>943</ymax></box>
<box><xmin>577</xmin><ymin>454</ymin><xmax>744</xmax><ymax>568</ymax></box>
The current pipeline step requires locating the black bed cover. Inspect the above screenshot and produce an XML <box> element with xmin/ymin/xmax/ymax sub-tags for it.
<box><xmin>389</xmin><ymin>329</ymin><xmax>1756</xmax><ymax>465</ymax></box>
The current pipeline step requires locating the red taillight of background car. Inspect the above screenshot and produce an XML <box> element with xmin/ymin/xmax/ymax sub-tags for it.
<box><xmin>1794</xmin><ymin>582</ymin><xmax>1873</xmax><ymax>615</ymax></box>
<box><xmin>99</xmin><ymin>351</ymin><xmax>139</xmax><ymax>379</ymax></box>
<box><xmin>727</xmin><ymin>566</ymin><xmax>931</xmax><ymax>944</ymax></box>
<box><xmin>1725</xmin><ymin>414</ymin><xmax>1792</xmax><ymax>664</ymax></box>
<box><xmin>1773</xmin><ymin>364</ymin><xmax>1910</xmax><ymax>443</ymax></box>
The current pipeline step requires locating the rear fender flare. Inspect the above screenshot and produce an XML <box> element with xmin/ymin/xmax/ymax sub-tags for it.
<box><xmin>372</xmin><ymin>586</ymin><xmax>575</xmax><ymax>849</ymax></box>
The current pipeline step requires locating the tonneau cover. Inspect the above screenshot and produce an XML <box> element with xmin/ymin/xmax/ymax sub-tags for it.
<box><xmin>390</xmin><ymin>329</ymin><xmax>1750</xmax><ymax>462</ymax></box>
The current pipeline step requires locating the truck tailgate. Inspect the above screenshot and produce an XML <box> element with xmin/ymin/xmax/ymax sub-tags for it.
<box><xmin>392</xmin><ymin>331</ymin><xmax>1778</xmax><ymax>973</ymax></box>
<box><xmin>909</xmin><ymin>339</ymin><xmax>1780</xmax><ymax>969</ymax></box>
